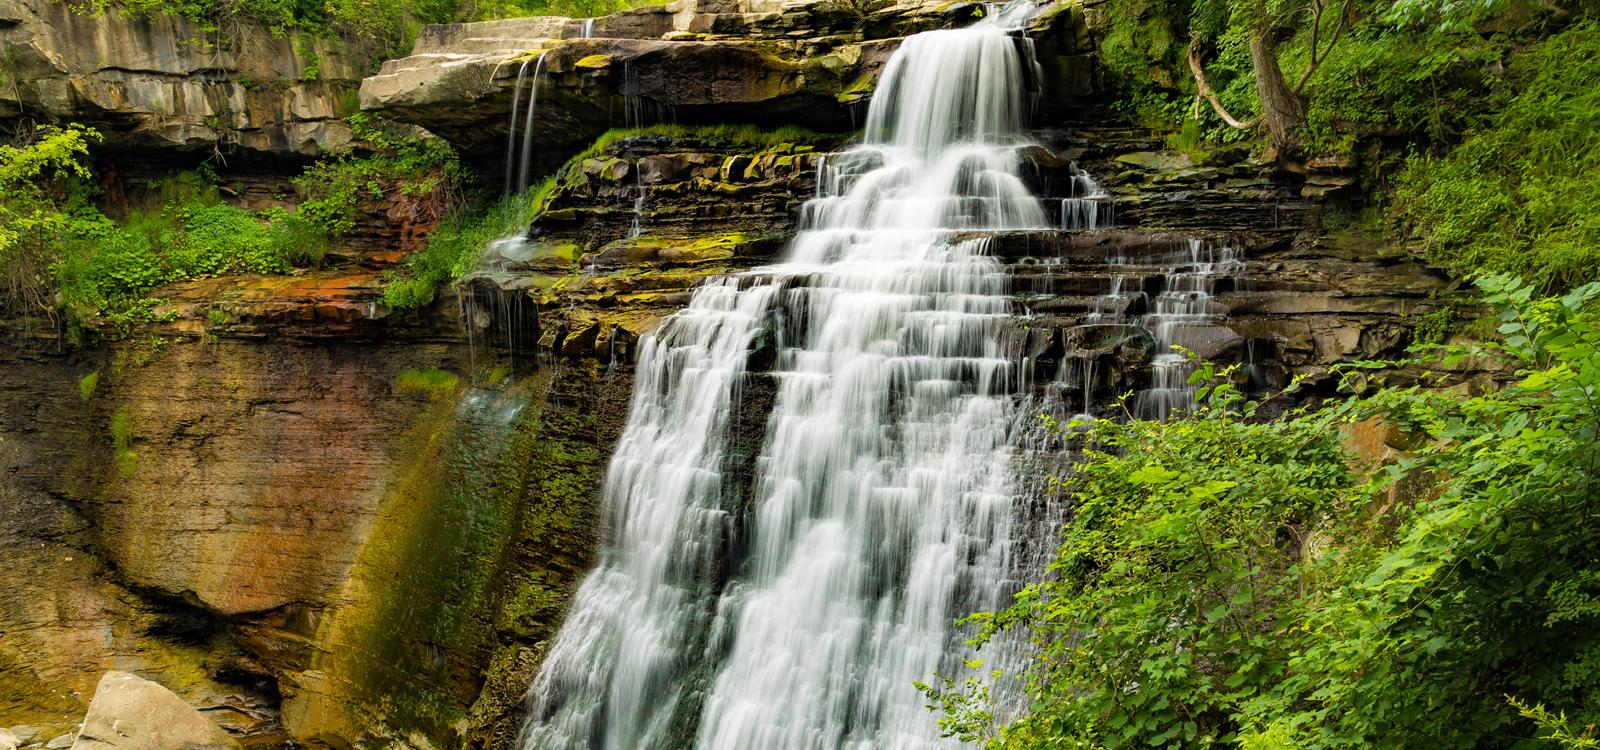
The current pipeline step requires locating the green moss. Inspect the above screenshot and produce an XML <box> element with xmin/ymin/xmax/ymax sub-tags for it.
<box><xmin>569</xmin><ymin>123</ymin><xmax>841</xmax><ymax>166</ymax></box>
<box><xmin>575</xmin><ymin>54</ymin><xmax>612</xmax><ymax>69</ymax></box>
<box><xmin>394</xmin><ymin>367</ymin><xmax>461</xmax><ymax>400</ymax></box>
<box><xmin>110</xmin><ymin>405</ymin><xmax>136</xmax><ymax>478</ymax></box>
<box><xmin>78</xmin><ymin>371</ymin><xmax>99</xmax><ymax>400</ymax></box>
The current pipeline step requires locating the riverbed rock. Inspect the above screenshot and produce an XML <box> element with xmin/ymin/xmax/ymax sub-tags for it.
<box><xmin>70</xmin><ymin>672</ymin><xmax>239</xmax><ymax>750</ymax></box>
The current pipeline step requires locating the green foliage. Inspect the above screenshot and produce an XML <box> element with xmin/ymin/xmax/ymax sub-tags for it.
<box><xmin>456</xmin><ymin>0</ymin><xmax>666</xmax><ymax>21</ymax></box>
<box><xmin>294</xmin><ymin>113</ymin><xmax>464</xmax><ymax>237</ymax></box>
<box><xmin>393</xmin><ymin>367</ymin><xmax>461</xmax><ymax>399</ymax></box>
<box><xmin>54</xmin><ymin>170</ymin><xmax>325</xmax><ymax>333</ymax></box>
<box><xmin>934</xmin><ymin>274</ymin><xmax>1600</xmax><ymax>749</ymax></box>
<box><xmin>1392</xmin><ymin>22</ymin><xmax>1600</xmax><ymax>290</ymax></box>
<box><xmin>1511</xmin><ymin>696</ymin><xmax>1600</xmax><ymax>749</ymax></box>
<box><xmin>0</xmin><ymin>125</ymin><xmax>100</xmax><ymax>314</ymax></box>
<box><xmin>110</xmin><ymin>404</ymin><xmax>137</xmax><ymax>478</ymax></box>
<box><xmin>1410</xmin><ymin>305</ymin><xmax>1456</xmax><ymax>345</ymax></box>
<box><xmin>78</xmin><ymin>371</ymin><xmax>100</xmax><ymax>400</ymax></box>
<box><xmin>69</xmin><ymin>0</ymin><xmax>667</xmax><ymax>69</ymax></box>
<box><xmin>381</xmin><ymin>189</ymin><xmax>538</xmax><ymax>310</ymax></box>
<box><xmin>572</xmin><ymin>123</ymin><xmax>833</xmax><ymax>164</ymax></box>
<box><xmin>1289</xmin><ymin>29</ymin><xmax>1500</xmax><ymax>155</ymax></box>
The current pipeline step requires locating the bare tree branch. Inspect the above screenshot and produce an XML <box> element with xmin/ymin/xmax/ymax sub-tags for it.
<box><xmin>1187</xmin><ymin>34</ymin><xmax>1259</xmax><ymax>130</ymax></box>
<box><xmin>1294</xmin><ymin>0</ymin><xmax>1355</xmax><ymax>95</ymax></box>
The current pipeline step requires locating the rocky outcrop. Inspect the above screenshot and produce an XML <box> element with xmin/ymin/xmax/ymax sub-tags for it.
<box><xmin>358</xmin><ymin>0</ymin><xmax>1099</xmax><ymax>170</ymax></box>
<box><xmin>0</xmin><ymin>0</ymin><xmax>360</xmax><ymax>158</ymax></box>
<box><xmin>70</xmin><ymin>671</ymin><xmax>239</xmax><ymax>750</ymax></box>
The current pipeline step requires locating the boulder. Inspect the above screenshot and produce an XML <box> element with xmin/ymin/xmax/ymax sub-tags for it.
<box><xmin>70</xmin><ymin>672</ymin><xmax>239</xmax><ymax>750</ymax></box>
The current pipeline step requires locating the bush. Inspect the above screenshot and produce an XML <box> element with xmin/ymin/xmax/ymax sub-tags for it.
<box><xmin>294</xmin><ymin>113</ymin><xmax>464</xmax><ymax>237</ymax></box>
<box><xmin>54</xmin><ymin>169</ymin><xmax>328</xmax><ymax>334</ymax></box>
<box><xmin>932</xmin><ymin>274</ymin><xmax>1600</xmax><ymax>749</ymax></box>
<box><xmin>381</xmin><ymin>188</ymin><xmax>539</xmax><ymax>309</ymax></box>
<box><xmin>0</xmin><ymin>125</ymin><xmax>100</xmax><ymax>315</ymax></box>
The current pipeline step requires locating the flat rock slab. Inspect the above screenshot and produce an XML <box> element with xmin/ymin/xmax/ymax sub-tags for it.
<box><xmin>70</xmin><ymin>672</ymin><xmax>239</xmax><ymax>750</ymax></box>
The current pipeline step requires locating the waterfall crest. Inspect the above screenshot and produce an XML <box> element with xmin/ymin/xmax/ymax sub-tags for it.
<box><xmin>521</xmin><ymin>7</ymin><xmax>1046</xmax><ymax>748</ymax></box>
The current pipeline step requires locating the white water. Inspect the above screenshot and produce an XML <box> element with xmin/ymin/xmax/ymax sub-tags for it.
<box><xmin>521</xmin><ymin>6</ymin><xmax>1047</xmax><ymax>749</ymax></box>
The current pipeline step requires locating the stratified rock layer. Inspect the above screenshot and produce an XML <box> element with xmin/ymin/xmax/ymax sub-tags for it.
<box><xmin>0</xmin><ymin>0</ymin><xmax>360</xmax><ymax>157</ymax></box>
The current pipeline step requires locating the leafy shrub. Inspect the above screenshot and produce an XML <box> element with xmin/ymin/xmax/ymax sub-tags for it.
<box><xmin>1289</xmin><ymin>30</ymin><xmax>1500</xmax><ymax>155</ymax></box>
<box><xmin>53</xmin><ymin>169</ymin><xmax>327</xmax><ymax>334</ymax></box>
<box><xmin>932</xmin><ymin>274</ymin><xmax>1600</xmax><ymax>749</ymax></box>
<box><xmin>0</xmin><ymin>125</ymin><xmax>100</xmax><ymax>315</ymax></box>
<box><xmin>294</xmin><ymin>113</ymin><xmax>464</xmax><ymax>237</ymax></box>
<box><xmin>381</xmin><ymin>189</ymin><xmax>538</xmax><ymax>309</ymax></box>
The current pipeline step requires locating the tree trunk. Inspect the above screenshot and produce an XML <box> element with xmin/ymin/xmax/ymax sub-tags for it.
<box><xmin>1248</xmin><ymin>32</ymin><xmax>1306</xmax><ymax>152</ymax></box>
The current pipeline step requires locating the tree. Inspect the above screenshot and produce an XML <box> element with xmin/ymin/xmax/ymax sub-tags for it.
<box><xmin>1187</xmin><ymin>0</ymin><xmax>1357</xmax><ymax>152</ymax></box>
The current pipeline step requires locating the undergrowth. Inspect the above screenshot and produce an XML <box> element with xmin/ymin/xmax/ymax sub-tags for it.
<box><xmin>1391</xmin><ymin>22</ymin><xmax>1600</xmax><ymax>291</ymax></box>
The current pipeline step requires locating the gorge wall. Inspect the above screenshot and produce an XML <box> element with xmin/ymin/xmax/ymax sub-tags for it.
<box><xmin>0</xmin><ymin>0</ymin><xmax>1472</xmax><ymax>747</ymax></box>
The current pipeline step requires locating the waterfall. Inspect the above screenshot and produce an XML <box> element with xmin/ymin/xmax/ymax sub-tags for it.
<box><xmin>628</xmin><ymin>169</ymin><xmax>646</xmax><ymax>239</ymax></box>
<box><xmin>521</xmin><ymin>6</ymin><xmax>1048</xmax><ymax>749</ymax></box>
<box><xmin>505</xmin><ymin>52</ymin><xmax>547</xmax><ymax>195</ymax></box>
<box><xmin>503</xmin><ymin>58</ymin><xmax>534</xmax><ymax>194</ymax></box>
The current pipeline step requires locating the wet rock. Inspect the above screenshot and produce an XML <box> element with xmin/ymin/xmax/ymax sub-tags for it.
<box><xmin>70</xmin><ymin>672</ymin><xmax>239</xmax><ymax>750</ymax></box>
<box><xmin>44</xmin><ymin>736</ymin><xmax>74</xmax><ymax>750</ymax></box>
<box><xmin>1062</xmin><ymin>323</ymin><xmax>1155</xmax><ymax>355</ymax></box>
<box><xmin>0</xmin><ymin>728</ymin><xmax>17</xmax><ymax>750</ymax></box>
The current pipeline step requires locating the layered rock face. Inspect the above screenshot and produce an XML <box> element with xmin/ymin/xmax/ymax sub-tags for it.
<box><xmin>0</xmin><ymin>0</ymin><xmax>360</xmax><ymax>158</ymax></box>
<box><xmin>359</xmin><ymin>0</ymin><xmax>1096</xmax><ymax>172</ymax></box>
<box><xmin>0</xmin><ymin>315</ymin><xmax>632</xmax><ymax>747</ymax></box>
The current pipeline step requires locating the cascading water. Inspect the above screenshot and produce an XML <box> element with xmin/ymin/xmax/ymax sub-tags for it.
<box><xmin>521</xmin><ymin>5</ymin><xmax>1049</xmax><ymax>748</ymax></box>
<box><xmin>503</xmin><ymin>57</ymin><xmax>534</xmax><ymax>194</ymax></box>
<box><xmin>1059</xmin><ymin>164</ymin><xmax>1112</xmax><ymax>231</ymax></box>
<box><xmin>1081</xmin><ymin>237</ymin><xmax>1241</xmax><ymax>419</ymax></box>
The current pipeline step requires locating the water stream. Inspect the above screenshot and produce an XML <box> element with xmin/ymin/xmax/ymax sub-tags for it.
<box><xmin>520</xmin><ymin>5</ymin><xmax>1049</xmax><ymax>748</ymax></box>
